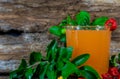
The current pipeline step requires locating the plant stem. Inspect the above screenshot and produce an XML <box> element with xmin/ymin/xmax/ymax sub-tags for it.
<box><xmin>27</xmin><ymin>61</ymin><xmax>49</xmax><ymax>68</ymax></box>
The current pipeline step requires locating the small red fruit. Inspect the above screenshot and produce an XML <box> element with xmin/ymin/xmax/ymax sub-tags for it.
<box><xmin>108</xmin><ymin>67</ymin><xmax>119</xmax><ymax>76</ymax></box>
<box><xmin>105</xmin><ymin>18</ymin><xmax>117</xmax><ymax>31</ymax></box>
<box><xmin>102</xmin><ymin>73</ymin><xmax>112</xmax><ymax>79</ymax></box>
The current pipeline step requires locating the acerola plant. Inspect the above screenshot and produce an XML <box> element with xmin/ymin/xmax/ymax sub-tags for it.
<box><xmin>10</xmin><ymin>11</ymin><xmax>118</xmax><ymax>79</ymax></box>
<box><xmin>102</xmin><ymin>67</ymin><xmax>120</xmax><ymax>79</ymax></box>
<box><xmin>10</xmin><ymin>40</ymin><xmax>100</xmax><ymax>79</ymax></box>
<box><xmin>49</xmin><ymin>11</ymin><xmax>117</xmax><ymax>43</ymax></box>
<box><xmin>102</xmin><ymin>53</ymin><xmax>120</xmax><ymax>79</ymax></box>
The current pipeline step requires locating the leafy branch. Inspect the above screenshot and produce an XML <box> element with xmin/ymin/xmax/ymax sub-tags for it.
<box><xmin>10</xmin><ymin>40</ymin><xmax>100</xmax><ymax>79</ymax></box>
<box><xmin>49</xmin><ymin>11</ymin><xmax>109</xmax><ymax>43</ymax></box>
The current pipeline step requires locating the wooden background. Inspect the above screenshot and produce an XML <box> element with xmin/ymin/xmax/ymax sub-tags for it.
<box><xmin>0</xmin><ymin>0</ymin><xmax>120</xmax><ymax>78</ymax></box>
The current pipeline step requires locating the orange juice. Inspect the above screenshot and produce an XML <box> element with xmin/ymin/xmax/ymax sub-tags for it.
<box><xmin>66</xmin><ymin>29</ymin><xmax>111</xmax><ymax>75</ymax></box>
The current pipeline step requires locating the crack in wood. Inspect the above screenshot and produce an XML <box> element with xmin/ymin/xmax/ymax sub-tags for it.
<box><xmin>0</xmin><ymin>72</ymin><xmax>9</xmax><ymax>76</ymax></box>
<box><xmin>0</xmin><ymin>29</ymin><xmax>23</xmax><ymax>37</ymax></box>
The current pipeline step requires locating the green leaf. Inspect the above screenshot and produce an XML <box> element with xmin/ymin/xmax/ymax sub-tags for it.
<box><xmin>62</xmin><ymin>60</ymin><xmax>78</xmax><ymax>78</ymax></box>
<box><xmin>29</xmin><ymin>52</ymin><xmax>42</xmax><ymax>65</ymax></box>
<box><xmin>61</xmin><ymin>28</ymin><xmax>66</xmax><ymax>34</ymax></box>
<box><xmin>47</xmin><ymin>40</ymin><xmax>58</xmax><ymax>62</ymax></box>
<box><xmin>57</xmin><ymin>47</ymin><xmax>66</xmax><ymax>61</ymax></box>
<box><xmin>10</xmin><ymin>59</ymin><xmax>27</xmax><ymax>79</ymax></box>
<box><xmin>118</xmin><ymin>53</ymin><xmax>120</xmax><ymax>62</ymax></box>
<box><xmin>56</xmin><ymin>46</ymin><xmax>73</xmax><ymax>62</ymax></box>
<box><xmin>11</xmin><ymin>59</ymin><xmax>27</xmax><ymax>78</ymax></box>
<box><xmin>47</xmin><ymin>40</ymin><xmax>57</xmax><ymax>53</ymax></box>
<box><xmin>80</xmin><ymin>70</ymin><xmax>98</xmax><ymax>79</ymax></box>
<box><xmin>56</xmin><ymin>47</ymin><xmax>69</xmax><ymax>70</ymax></box>
<box><xmin>60</xmin><ymin>34</ymin><xmax>66</xmax><ymax>43</ymax></box>
<box><xmin>10</xmin><ymin>69</ymin><xmax>25</xmax><ymax>79</ymax></box>
<box><xmin>56</xmin><ymin>60</ymin><xmax>64</xmax><ymax>71</ymax></box>
<box><xmin>66</xmin><ymin>15</ymin><xmax>77</xmax><ymax>26</ymax></box>
<box><xmin>38</xmin><ymin>62</ymin><xmax>49</xmax><ymax>79</ymax></box>
<box><xmin>76</xmin><ymin>11</ymin><xmax>90</xmax><ymax>26</ymax></box>
<box><xmin>18</xmin><ymin>59</ymin><xmax>27</xmax><ymax>70</ymax></box>
<box><xmin>10</xmin><ymin>70</ymin><xmax>18</xmax><ymax>79</ymax></box>
<box><xmin>66</xmin><ymin>46</ymin><xmax>73</xmax><ymax>60</ymax></box>
<box><xmin>109</xmin><ymin>55</ymin><xmax>118</xmax><ymax>67</ymax></box>
<box><xmin>49</xmin><ymin>26</ymin><xmax>62</xmax><ymax>36</ymax></box>
<box><xmin>32</xmin><ymin>62</ymin><xmax>48</xmax><ymax>79</ymax></box>
<box><xmin>25</xmin><ymin>68</ymin><xmax>33</xmax><ymax>79</ymax></box>
<box><xmin>91</xmin><ymin>16</ymin><xmax>109</xmax><ymax>26</ymax></box>
<box><xmin>71</xmin><ymin>54</ymin><xmax>90</xmax><ymax>66</ymax></box>
<box><xmin>47</xmin><ymin>70</ymin><xmax>56</xmax><ymax>79</ymax></box>
<box><xmin>59</xmin><ymin>19</ymin><xmax>67</xmax><ymax>27</ymax></box>
<box><xmin>80</xmin><ymin>65</ymin><xmax>101</xmax><ymax>79</ymax></box>
<box><xmin>47</xmin><ymin>64</ymin><xmax>57</xmax><ymax>79</ymax></box>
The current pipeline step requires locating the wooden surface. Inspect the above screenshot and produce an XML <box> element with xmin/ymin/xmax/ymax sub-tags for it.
<box><xmin>0</xmin><ymin>0</ymin><xmax>120</xmax><ymax>78</ymax></box>
<box><xmin>0</xmin><ymin>76</ymin><xmax>8</xmax><ymax>79</ymax></box>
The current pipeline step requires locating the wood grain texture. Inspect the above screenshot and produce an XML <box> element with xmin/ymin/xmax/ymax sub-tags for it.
<box><xmin>0</xmin><ymin>0</ymin><xmax>119</xmax><ymax>74</ymax></box>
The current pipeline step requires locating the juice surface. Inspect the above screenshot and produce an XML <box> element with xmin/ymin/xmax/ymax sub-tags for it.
<box><xmin>66</xmin><ymin>29</ymin><xmax>111</xmax><ymax>75</ymax></box>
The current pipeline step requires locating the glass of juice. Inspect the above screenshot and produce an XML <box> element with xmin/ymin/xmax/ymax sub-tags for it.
<box><xmin>66</xmin><ymin>26</ymin><xmax>111</xmax><ymax>75</ymax></box>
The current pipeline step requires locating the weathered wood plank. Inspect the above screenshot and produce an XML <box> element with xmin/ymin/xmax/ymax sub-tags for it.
<box><xmin>0</xmin><ymin>0</ymin><xmax>119</xmax><ymax>73</ymax></box>
<box><xmin>0</xmin><ymin>76</ymin><xmax>9</xmax><ymax>79</ymax></box>
<box><xmin>0</xmin><ymin>60</ymin><xmax>20</xmax><ymax>73</ymax></box>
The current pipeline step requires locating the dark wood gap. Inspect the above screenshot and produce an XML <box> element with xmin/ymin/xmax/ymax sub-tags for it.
<box><xmin>0</xmin><ymin>29</ymin><xmax>23</xmax><ymax>37</ymax></box>
<box><xmin>0</xmin><ymin>72</ymin><xmax>9</xmax><ymax>76</ymax></box>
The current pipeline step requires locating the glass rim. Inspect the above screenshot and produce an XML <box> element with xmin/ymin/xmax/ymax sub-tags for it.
<box><xmin>64</xmin><ymin>25</ymin><xmax>108</xmax><ymax>30</ymax></box>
